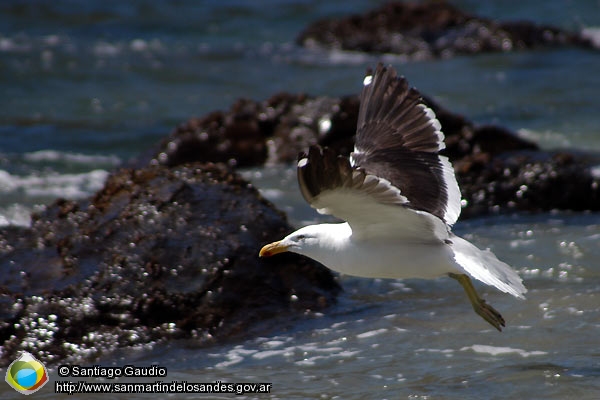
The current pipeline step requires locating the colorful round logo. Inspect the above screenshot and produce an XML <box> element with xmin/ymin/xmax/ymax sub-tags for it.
<box><xmin>5</xmin><ymin>352</ymin><xmax>49</xmax><ymax>395</ymax></box>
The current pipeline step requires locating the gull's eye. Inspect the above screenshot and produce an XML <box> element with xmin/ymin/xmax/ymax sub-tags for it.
<box><xmin>296</xmin><ymin>235</ymin><xmax>306</xmax><ymax>241</ymax></box>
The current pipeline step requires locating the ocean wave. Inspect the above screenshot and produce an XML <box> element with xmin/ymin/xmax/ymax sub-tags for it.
<box><xmin>0</xmin><ymin>169</ymin><xmax>109</xmax><ymax>199</ymax></box>
<box><xmin>0</xmin><ymin>204</ymin><xmax>33</xmax><ymax>227</ymax></box>
<box><xmin>516</xmin><ymin>128</ymin><xmax>571</xmax><ymax>149</ymax></box>
<box><xmin>0</xmin><ymin>31</ymin><xmax>377</xmax><ymax>70</ymax></box>
<box><xmin>581</xmin><ymin>26</ymin><xmax>600</xmax><ymax>49</ymax></box>
<box><xmin>23</xmin><ymin>150</ymin><xmax>121</xmax><ymax>166</ymax></box>
<box><xmin>461</xmin><ymin>344</ymin><xmax>547</xmax><ymax>358</ymax></box>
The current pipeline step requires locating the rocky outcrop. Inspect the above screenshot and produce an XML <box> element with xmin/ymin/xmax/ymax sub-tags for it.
<box><xmin>296</xmin><ymin>2</ymin><xmax>596</xmax><ymax>60</ymax></box>
<box><xmin>456</xmin><ymin>151</ymin><xmax>600</xmax><ymax>218</ymax></box>
<box><xmin>150</xmin><ymin>93</ymin><xmax>359</xmax><ymax>168</ymax></box>
<box><xmin>149</xmin><ymin>91</ymin><xmax>600</xmax><ymax>217</ymax></box>
<box><xmin>0</xmin><ymin>164</ymin><xmax>340</xmax><ymax>366</ymax></box>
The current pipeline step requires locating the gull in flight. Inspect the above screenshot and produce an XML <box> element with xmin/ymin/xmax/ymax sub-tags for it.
<box><xmin>260</xmin><ymin>64</ymin><xmax>526</xmax><ymax>331</ymax></box>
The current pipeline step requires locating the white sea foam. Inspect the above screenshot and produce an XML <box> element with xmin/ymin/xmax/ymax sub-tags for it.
<box><xmin>214</xmin><ymin>337</ymin><xmax>361</xmax><ymax>369</ymax></box>
<box><xmin>0</xmin><ymin>204</ymin><xmax>33</xmax><ymax>227</ymax></box>
<box><xmin>251</xmin><ymin>349</ymin><xmax>289</xmax><ymax>360</ymax></box>
<box><xmin>516</xmin><ymin>128</ymin><xmax>571</xmax><ymax>148</ymax></box>
<box><xmin>261</xmin><ymin>339</ymin><xmax>287</xmax><ymax>349</ymax></box>
<box><xmin>416</xmin><ymin>348</ymin><xmax>455</xmax><ymax>355</ymax></box>
<box><xmin>24</xmin><ymin>150</ymin><xmax>121</xmax><ymax>166</ymax></box>
<box><xmin>214</xmin><ymin>345</ymin><xmax>258</xmax><ymax>368</ymax></box>
<box><xmin>461</xmin><ymin>344</ymin><xmax>547</xmax><ymax>358</ymax></box>
<box><xmin>0</xmin><ymin>169</ymin><xmax>109</xmax><ymax>199</ymax></box>
<box><xmin>356</xmin><ymin>328</ymin><xmax>388</xmax><ymax>339</ymax></box>
<box><xmin>581</xmin><ymin>27</ymin><xmax>600</xmax><ymax>49</ymax></box>
<box><xmin>257</xmin><ymin>188</ymin><xmax>284</xmax><ymax>200</ymax></box>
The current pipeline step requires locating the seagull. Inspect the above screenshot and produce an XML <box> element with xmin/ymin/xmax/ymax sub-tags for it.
<box><xmin>259</xmin><ymin>64</ymin><xmax>526</xmax><ymax>331</ymax></box>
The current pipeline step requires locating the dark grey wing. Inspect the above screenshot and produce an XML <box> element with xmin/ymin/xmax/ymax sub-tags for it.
<box><xmin>351</xmin><ymin>63</ymin><xmax>462</xmax><ymax>226</ymax></box>
<box><xmin>297</xmin><ymin>146</ymin><xmax>449</xmax><ymax>242</ymax></box>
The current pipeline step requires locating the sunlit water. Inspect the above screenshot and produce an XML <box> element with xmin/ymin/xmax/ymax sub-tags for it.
<box><xmin>1</xmin><ymin>1</ymin><xmax>600</xmax><ymax>398</ymax></box>
<box><xmin>19</xmin><ymin>208</ymin><xmax>600</xmax><ymax>400</ymax></box>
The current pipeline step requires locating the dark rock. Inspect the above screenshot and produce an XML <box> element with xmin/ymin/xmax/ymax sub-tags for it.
<box><xmin>152</xmin><ymin>100</ymin><xmax>271</xmax><ymax>168</ymax></box>
<box><xmin>456</xmin><ymin>151</ymin><xmax>600</xmax><ymax>218</ymax></box>
<box><xmin>296</xmin><ymin>2</ymin><xmax>595</xmax><ymax>60</ymax></box>
<box><xmin>149</xmin><ymin>93</ymin><xmax>359</xmax><ymax>167</ymax></box>
<box><xmin>147</xmin><ymin>88</ymin><xmax>600</xmax><ymax>217</ymax></box>
<box><xmin>0</xmin><ymin>164</ymin><xmax>340</xmax><ymax>366</ymax></box>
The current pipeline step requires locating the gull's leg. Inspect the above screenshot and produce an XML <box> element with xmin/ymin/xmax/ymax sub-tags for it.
<box><xmin>448</xmin><ymin>273</ymin><xmax>506</xmax><ymax>332</ymax></box>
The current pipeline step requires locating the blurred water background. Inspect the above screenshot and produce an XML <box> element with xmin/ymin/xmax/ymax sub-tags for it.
<box><xmin>1</xmin><ymin>1</ymin><xmax>599</xmax><ymax>398</ymax></box>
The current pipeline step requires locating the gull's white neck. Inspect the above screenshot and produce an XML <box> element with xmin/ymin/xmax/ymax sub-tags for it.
<box><xmin>294</xmin><ymin>222</ymin><xmax>352</xmax><ymax>266</ymax></box>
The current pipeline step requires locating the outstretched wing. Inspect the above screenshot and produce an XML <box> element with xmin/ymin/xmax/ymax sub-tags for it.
<box><xmin>297</xmin><ymin>146</ymin><xmax>449</xmax><ymax>243</ymax></box>
<box><xmin>351</xmin><ymin>63</ymin><xmax>462</xmax><ymax>226</ymax></box>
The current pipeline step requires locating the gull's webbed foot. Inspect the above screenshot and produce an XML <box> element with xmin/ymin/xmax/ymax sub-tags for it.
<box><xmin>449</xmin><ymin>273</ymin><xmax>506</xmax><ymax>332</ymax></box>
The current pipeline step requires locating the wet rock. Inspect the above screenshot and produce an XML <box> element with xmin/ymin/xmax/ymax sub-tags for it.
<box><xmin>149</xmin><ymin>93</ymin><xmax>359</xmax><ymax>167</ymax></box>
<box><xmin>0</xmin><ymin>164</ymin><xmax>340</xmax><ymax>366</ymax></box>
<box><xmin>296</xmin><ymin>2</ymin><xmax>595</xmax><ymax>60</ymax></box>
<box><xmin>152</xmin><ymin>99</ymin><xmax>273</xmax><ymax>168</ymax></box>
<box><xmin>456</xmin><ymin>151</ymin><xmax>600</xmax><ymax>218</ymax></box>
<box><xmin>148</xmin><ymin>89</ymin><xmax>600</xmax><ymax>217</ymax></box>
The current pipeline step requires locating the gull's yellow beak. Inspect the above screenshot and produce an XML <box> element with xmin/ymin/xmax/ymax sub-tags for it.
<box><xmin>259</xmin><ymin>240</ymin><xmax>290</xmax><ymax>257</ymax></box>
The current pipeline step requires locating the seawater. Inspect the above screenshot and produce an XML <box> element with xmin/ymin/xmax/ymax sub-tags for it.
<box><xmin>1</xmin><ymin>1</ymin><xmax>599</xmax><ymax>399</ymax></box>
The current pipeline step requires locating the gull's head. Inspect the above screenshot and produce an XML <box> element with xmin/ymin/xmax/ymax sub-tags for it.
<box><xmin>259</xmin><ymin>225</ymin><xmax>323</xmax><ymax>258</ymax></box>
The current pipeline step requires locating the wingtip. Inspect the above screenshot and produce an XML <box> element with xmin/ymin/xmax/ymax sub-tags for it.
<box><xmin>363</xmin><ymin>63</ymin><xmax>404</xmax><ymax>88</ymax></box>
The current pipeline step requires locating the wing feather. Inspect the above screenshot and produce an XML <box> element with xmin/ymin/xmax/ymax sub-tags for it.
<box><xmin>298</xmin><ymin>147</ymin><xmax>449</xmax><ymax>242</ymax></box>
<box><xmin>352</xmin><ymin>63</ymin><xmax>461</xmax><ymax>225</ymax></box>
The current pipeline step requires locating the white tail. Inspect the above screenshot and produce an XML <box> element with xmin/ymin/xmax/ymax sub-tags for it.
<box><xmin>451</xmin><ymin>235</ymin><xmax>527</xmax><ymax>299</ymax></box>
